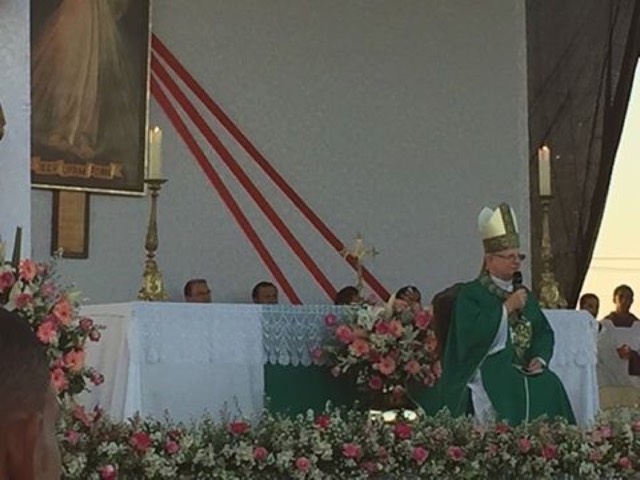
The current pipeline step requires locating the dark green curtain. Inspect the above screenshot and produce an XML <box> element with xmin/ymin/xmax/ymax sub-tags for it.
<box><xmin>527</xmin><ymin>0</ymin><xmax>640</xmax><ymax>306</ymax></box>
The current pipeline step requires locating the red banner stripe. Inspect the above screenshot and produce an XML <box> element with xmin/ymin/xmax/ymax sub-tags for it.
<box><xmin>151</xmin><ymin>35</ymin><xmax>389</xmax><ymax>301</ymax></box>
<box><xmin>149</xmin><ymin>74</ymin><xmax>302</xmax><ymax>304</ymax></box>
<box><xmin>152</xmin><ymin>55</ymin><xmax>338</xmax><ymax>301</ymax></box>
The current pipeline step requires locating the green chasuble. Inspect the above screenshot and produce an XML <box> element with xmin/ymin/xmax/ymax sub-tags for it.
<box><xmin>440</xmin><ymin>274</ymin><xmax>575</xmax><ymax>424</ymax></box>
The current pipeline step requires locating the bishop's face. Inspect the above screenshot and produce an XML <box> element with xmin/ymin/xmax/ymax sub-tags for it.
<box><xmin>484</xmin><ymin>248</ymin><xmax>524</xmax><ymax>282</ymax></box>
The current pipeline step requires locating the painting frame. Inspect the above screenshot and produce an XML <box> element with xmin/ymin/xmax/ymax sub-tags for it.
<box><xmin>30</xmin><ymin>0</ymin><xmax>152</xmax><ymax>196</ymax></box>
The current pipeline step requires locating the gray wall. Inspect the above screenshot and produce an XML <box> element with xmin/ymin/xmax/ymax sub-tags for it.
<box><xmin>31</xmin><ymin>0</ymin><xmax>530</xmax><ymax>304</ymax></box>
<box><xmin>0</xmin><ymin>0</ymin><xmax>31</xmax><ymax>254</ymax></box>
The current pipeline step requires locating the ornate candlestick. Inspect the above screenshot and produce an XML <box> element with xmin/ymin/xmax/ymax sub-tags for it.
<box><xmin>137</xmin><ymin>179</ymin><xmax>168</xmax><ymax>301</ymax></box>
<box><xmin>341</xmin><ymin>233</ymin><xmax>378</xmax><ymax>295</ymax></box>
<box><xmin>538</xmin><ymin>196</ymin><xmax>567</xmax><ymax>309</ymax></box>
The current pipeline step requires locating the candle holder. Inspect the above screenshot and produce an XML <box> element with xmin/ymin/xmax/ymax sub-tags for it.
<box><xmin>538</xmin><ymin>196</ymin><xmax>567</xmax><ymax>309</ymax></box>
<box><xmin>137</xmin><ymin>178</ymin><xmax>169</xmax><ymax>301</ymax></box>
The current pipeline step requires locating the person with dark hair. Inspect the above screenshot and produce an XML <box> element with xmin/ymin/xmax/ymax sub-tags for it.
<box><xmin>579</xmin><ymin>293</ymin><xmax>600</xmax><ymax>319</ymax></box>
<box><xmin>395</xmin><ymin>285</ymin><xmax>422</xmax><ymax>310</ymax></box>
<box><xmin>597</xmin><ymin>284</ymin><xmax>640</xmax><ymax>408</ymax></box>
<box><xmin>0</xmin><ymin>307</ymin><xmax>61</xmax><ymax>479</ymax></box>
<box><xmin>252</xmin><ymin>281</ymin><xmax>278</xmax><ymax>304</ymax></box>
<box><xmin>334</xmin><ymin>286</ymin><xmax>362</xmax><ymax>305</ymax></box>
<box><xmin>439</xmin><ymin>203</ymin><xmax>574</xmax><ymax>424</ymax></box>
<box><xmin>183</xmin><ymin>278</ymin><xmax>212</xmax><ymax>303</ymax></box>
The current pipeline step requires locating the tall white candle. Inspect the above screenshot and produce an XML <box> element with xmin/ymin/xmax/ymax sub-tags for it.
<box><xmin>538</xmin><ymin>145</ymin><xmax>551</xmax><ymax>196</ymax></box>
<box><xmin>148</xmin><ymin>127</ymin><xmax>163</xmax><ymax>179</ymax></box>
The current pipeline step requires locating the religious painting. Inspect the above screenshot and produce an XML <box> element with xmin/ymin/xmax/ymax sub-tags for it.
<box><xmin>30</xmin><ymin>0</ymin><xmax>151</xmax><ymax>195</ymax></box>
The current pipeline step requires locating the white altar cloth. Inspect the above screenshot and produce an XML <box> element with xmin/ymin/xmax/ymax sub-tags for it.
<box><xmin>80</xmin><ymin>304</ymin><xmax>599</xmax><ymax>426</ymax></box>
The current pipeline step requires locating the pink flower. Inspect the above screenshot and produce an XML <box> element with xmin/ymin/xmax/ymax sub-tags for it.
<box><xmin>253</xmin><ymin>446</ymin><xmax>268</xmax><ymax>462</ymax></box>
<box><xmin>164</xmin><ymin>440</ymin><xmax>179</xmax><ymax>455</ymax></box>
<box><xmin>310</xmin><ymin>346</ymin><xmax>324</xmax><ymax>363</ymax></box>
<box><xmin>89</xmin><ymin>329</ymin><xmax>102</xmax><ymax>342</ymax></box>
<box><xmin>63</xmin><ymin>349</ymin><xmax>85</xmax><ymax>372</ymax></box>
<box><xmin>91</xmin><ymin>371</ymin><xmax>105</xmax><ymax>386</ymax></box>
<box><xmin>394</xmin><ymin>422</ymin><xmax>412</xmax><ymax>440</ymax></box>
<box><xmin>404</xmin><ymin>359</ymin><xmax>421</xmax><ymax>376</ymax></box>
<box><xmin>588</xmin><ymin>449</ymin><xmax>602</xmax><ymax>462</ymax></box>
<box><xmin>98</xmin><ymin>465</ymin><xmax>117</xmax><ymax>480</ymax></box>
<box><xmin>486</xmin><ymin>443</ymin><xmax>499</xmax><ymax>458</ymax></box>
<box><xmin>349</xmin><ymin>338</ymin><xmax>370</xmax><ymax>357</ymax></box>
<box><xmin>368</xmin><ymin>375</ymin><xmax>383</xmax><ymax>391</ymax></box>
<box><xmin>72</xmin><ymin>404</ymin><xmax>93</xmax><ymax>427</ymax></box>
<box><xmin>518</xmin><ymin>438</ymin><xmax>532</xmax><ymax>453</ymax></box>
<box><xmin>360</xmin><ymin>461</ymin><xmax>378</xmax><ymax>474</ymax></box>
<box><xmin>40</xmin><ymin>281</ymin><xmax>56</xmax><ymax>298</ymax></box>
<box><xmin>598</xmin><ymin>425</ymin><xmax>613</xmax><ymax>439</ymax></box>
<box><xmin>388</xmin><ymin>319</ymin><xmax>404</xmax><ymax>337</ymax></box>
<box><xmin>374</xmin><ymin>321</ymin><xmax>389</xmax><ymax>335</ymax></box>
<box><xmin>324</xmin><ymin>313</ymin><xmax>337</xmax><ymax>326</ymax></box>
<box><xmin>36</xmin><ymin>320</ymin><xmax>58</xmax><ymax>344</ymax></box>
<box><xmin>53</xmin><ymin>297</ymin><xmax>73</xmax><ymax>326</ymax></box>
<box><xmin>619</xmin><ymin>456</ymin><xmax>632</xmax><ymax>469</ymax></box>
<box><xmin>425</xmin><ymin>333</ymin><xmax>438</xmax><ymax>353</ymax></box>
<box><xmin>414</xmin><ymin>310</ymin><xmax>433</xmax><ymax>329</ymax></box>
<box><xmin>376</xmin><ymin>356</ymin><xmax>396</xmax><ymax>376</ymax></box>
<box><xmin>79</xmin><ymin>317</ymin><xmax>94</xmax><ymax>332</ymax></box>
<box><xmin>342</xmin><ymin>443</ymin><xmax>362</xmax><ymax>459</ymax></box>
<box><xmin>448</xmin><ymin>446</ymin><xmax>464</xmax><ymax>462</ymax></box>
<box><xmin>295</xmin><ymin>456</ymin><xmax>311</xmax><ymax>472</ymax></box>
<box><xmin>0</xmin><ymin>270</ymin><xmax>15</xmax><ymax>292</ymax></box>
<box><xmin>15</xmin><ymin>293</ymin><xmax>34</xmax><ymax>309</ymax></box>
<box><xmin>336</xmin><ymin>325</ymin><xmax>354</xmax><ymax>344</ymax></box>
<box><xmin>18</xmin><ymin>259</ymin><xmax>38</xmax><ymax>282</ymax></box>
<box><xmin>130</xmin><ymin>431</ymin><xmax>152</xmax><ymax>453</ymax></box>
<box><xmin>51</xmin><ymin>368</ymin><xmax>68</xmax><ymax>392</ymax></box>
<box><xmin>495</xmin><ymin>423</ymin><xmax>511</xmax><ymax>434</ymax></box>
<box><xmin>378</xmin><ymin>446</ymin><xmax>388</xmax><ymax>460</ymax></box>
<box><xmin>65</xmin><ymin>430</ymin><xmax>81</xmax><ymax>446</ymax></box>
<box><xmin>228</xmin><ymin>421</ymin><xmax>249</xmax><ymax>435</ymax></box>
<box><xmin>412</xmin><ymin>446</ymin><xmax>429</xmax><ymax>465</ymax></box>
<box><xmin>541</xmin><ymin>444</ymin><xmax>557</xmax><ymax>460</ymax></box>
<box><xmin>314</xmin><ymin>415</ymin><xmax>331</xmax><ymax>430</ymax></box>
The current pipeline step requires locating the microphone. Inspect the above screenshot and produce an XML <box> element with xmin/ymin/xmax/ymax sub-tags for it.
<box><xmin>512</xmin><ymin>271</ymin><xmax>523</xmax><ymax>291</ymax></box>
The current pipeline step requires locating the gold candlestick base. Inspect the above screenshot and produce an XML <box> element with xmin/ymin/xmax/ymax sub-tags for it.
<box><xmin>538</xmin><ymin>196</ymin><xmax>567</xmax><ymax>309</ymax></box>
<box><xmin>137</xmin><ymin>179</ymin><xmax>169</xmax><ymax>301</ymax></box>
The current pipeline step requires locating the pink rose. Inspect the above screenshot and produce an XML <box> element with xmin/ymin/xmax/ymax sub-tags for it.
<box><xmin>541</xmin><ymin>444</ymin><xmax>557</xmax><ymax>460</ymax></box>
<box><xmin>619</xmin><ymin>456</ymin><xmax>632</xmax><ymax>469</ymax></box>
<box><xmin>414</xmin><ymin>310</ymin><xmax>433</xmax><ymax>329</ymax></box>
<box><xmin>412</xmin><ymin>446</ymin><xmax>429</xmax><ymax>465</ymax></box>
<box><xmin>314</xmin><ymin>415</ymin><xmax>331</xmax><ymax>430</ymax></box>
<box><xmin>130</xmin><ymin>431</ymin><xmax>152</xmax><ymax>453</ymax></box>
<box><xmin>65</xmin><ymin>430</ymin><xmax>81</xmax><ymax>446</ymax></box>
<box><xmin>388</xmin><ymin>320</ymin><xmax>404</xmax><ymax>338</ymax></box>
<box><xmin>342</xmin><ymin>443</ymin><xmax>362</xmax><ymax>459</ymax></box>
<box><xmin>51</xmin><ymin>368</ymin><xmax>68</xmax><ymax>392</ymax></box>
<box><xmin>98</xmin><ymin>465</ymin><xmax>117</xmax><ymax>480</ymax></box>
<box><xmin>324</xmin><ymin>313</ymin><xmax>337</xmax><ymax>326</ymax></box>
<box><xmin>336</xmin><ymin>325</ymin><xmax>354</xmax><ymax>344</ymax></box>
<box><xmin>404</xmin><ymin>359</ymin><xmax>421</xmax><ymax>376</ymax></box>
<box><xmin>64</xmin><ymin>350</ymin><xmax>86</xmax><ymax>372</ymax></box>
<box><xmin>368</xmin><ymin>375</ymin><xmax>383</xmax><ymax>391</ymax></box>
<box><xmin>15</xmin><ymin>293</ymin><xmax>34</xmax><ymax>309</ymax></box>
<box><xmin>394</xmin><ymin>422</ymin><xmax>412</xmax><ymax>440</ymax></box>
<box><xmin>36</xmin><ymin>320</ymin><xmax>58</xmax><ymax>344</ymax></box>
<box><xmin>228</xmin><ymin>421</ymin><xmax>249</xmax><ymax>436</ymax></box>
<box><xmin>599</xmin><ymin>425</ymin><xmax>613</xmax><ymax>439</ymax></box>
<box><xmin>375</xmin><ymin>356</ymin><xmax>396</xmax><ymax>376</ymax></box>
<box><xmin>374</xmin><ymin>321</ymin><xmax>389</xmax><ymax>335</ymax></box>
<box><xmin>53</xmin><ymin>297</ymin><xmax>73</xmax><ymax>326</ymax></box>
<box><xmin>448</xmin><ymin>446</ymin><xmax>464</xmax><ymax>462</ymax></box>
<box><xmin>79</xmin><ymin>317</ymin><xmax>94</xmax><ymax>332</ymax></box>
<box><xmin>18</xmin><ymin>259</ymin><xmax>38</xmax><ymax>282</ymax></box>
<box><xmin>518</xmin><ymin>438</ymin><xmax>532</xmax><ymax>453</ymax></box>
<box><xmin>253</xmin><ymin>446</ymin><xmax>268</xmax><ymax>462</ymax></box>
<box><xmin>295</xmin><ymin>456</ymin><xmax>311</xmax><ymax>472</ymax></box>
<box><xmin>349</xmin><ymin>338</ymin><xmax>370</xmax><ymax>357</ymax></box>
<box><xmin>164</xmin><ymin>440</ymin><xmax>179</xmax><ymax>455</ymax></box>
<box><xmin>0</xmin><ymin>270</ymin><xmax>15</xmax><ymax>292</ymax></box>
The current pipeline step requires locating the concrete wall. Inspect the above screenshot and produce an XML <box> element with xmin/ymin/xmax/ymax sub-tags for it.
<box><xmin>31</xmin><ymin>0</ymin><xmax>530</xmax><ymax>304</ymax></box>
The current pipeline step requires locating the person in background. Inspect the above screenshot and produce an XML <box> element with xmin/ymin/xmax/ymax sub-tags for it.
<box><xmin>579</xmin><ymin>293</ymin><xmax>600</xmax><ymax>319</ymax></box>
<box><xmin>395</xmin><ymin>285</ymin><xmax>423</xmax><ymax>311</ymax></box>
<box><xmin>252</xmin><ymin>281</ymin><xmax>279</xmax><ymax>304</ymax></box>
<box><xmin>183</xmin><ymin>278</ymin><xmax>212</xmax><ymax>303</ymax></box>
<box><xmin>0</xmin><ymin>307</ymin><xmax>61</xmax><ymax>479</ymax></box>
<box><xmin>597</xmin><ymin>284</ymin><xmax>640</xmax><ymax>408</ymax></box>
<box><xmin>334</xmin><ymin>286</ymin><xmax>362</xmax><ymax>305</ymax></box>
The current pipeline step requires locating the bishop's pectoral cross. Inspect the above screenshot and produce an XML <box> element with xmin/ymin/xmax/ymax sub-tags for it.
<box><xmin>341</xmin><ymin>233</ymin><xmax>378</xmax><ymax>294</ymax></box>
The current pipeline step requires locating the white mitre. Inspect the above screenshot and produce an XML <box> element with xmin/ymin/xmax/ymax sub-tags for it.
<box><xmin>477</xmin><ymin>203</ymin><xmax>520</xmax><ymax>253</ymax></box>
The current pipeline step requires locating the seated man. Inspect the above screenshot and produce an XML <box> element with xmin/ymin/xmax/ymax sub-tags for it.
<box><xmin>440</xmin><ymin>203</ymin><xmax>575</xmax><ymax>424</ymax></box>
<box><xmin>597</xmin><ymin>284</ymin><xmax>640</xmax><ymax>408</ymax></box>
<box><xmin>252</xmin><ymin>281</ymin><xmax>279</xmax><ymax>304</ymax></box>
<box><xmin>0</xmin><ymin>307</ymin><xmax>61</xmax><ymax>479</ymax></box>
<box><xmin>183</xmin><ymin>278</ymin><xmax>212</xmax><ymax>303</ymax></box>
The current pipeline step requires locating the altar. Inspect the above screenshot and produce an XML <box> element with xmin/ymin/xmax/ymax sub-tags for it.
<box><xmin>80</xmin><ymin>303</ymin><xmax>599</xmax><ymax>426</ymax></box>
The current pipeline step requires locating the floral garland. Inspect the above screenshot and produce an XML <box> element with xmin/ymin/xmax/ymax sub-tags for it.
<box><xmin>0</xmin><ymin>256</ymin><xmax>104</xmax><ymax>399</ymax></box>
<box><xmin>59</xmin><ymin>404</ymin><xmax>640</xmax><ymax>479</ymax></box>
<box><xmin>316</xmin><ymin>301</ymin><xmax>441</xmax><ymax>405</ymax></box>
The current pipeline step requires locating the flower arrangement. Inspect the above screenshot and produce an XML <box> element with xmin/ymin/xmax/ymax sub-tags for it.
<box><xmin>0</xmin><ymin>254</ymin><xmax>104</xmax><ymax>399</ymax></box>
<box><xmin>58</xmin><ymin>404</ymin><xmax>640</xmax><ymax>479</ymax></box>
<box><xmin>317</xmin><ymin>301</ymin><xmax>441</xmax><ymax>406</ymax></box>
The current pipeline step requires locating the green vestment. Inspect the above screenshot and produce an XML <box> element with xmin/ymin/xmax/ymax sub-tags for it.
<box><xmin>440</xmin><ymin>275</ymin><xmax>575</xmax><ymax>424</ymax></box>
